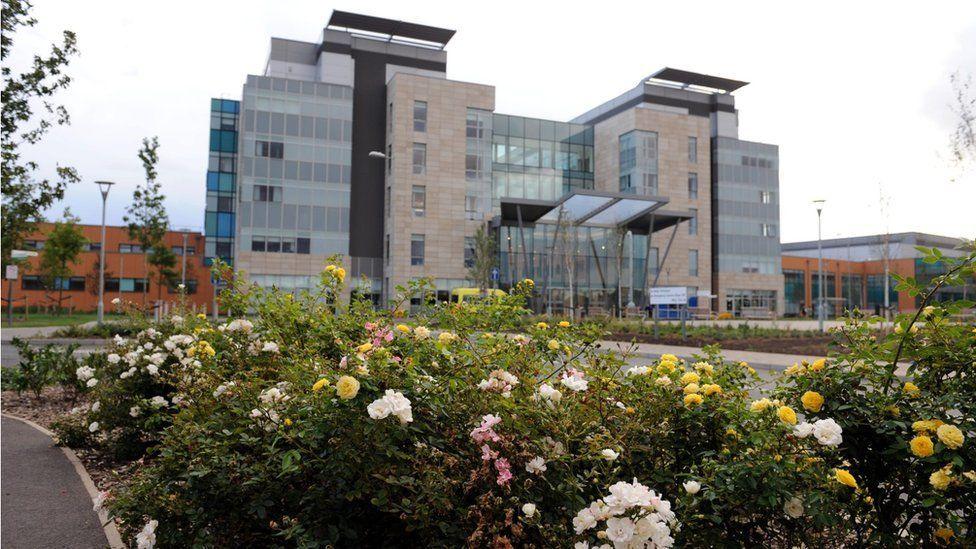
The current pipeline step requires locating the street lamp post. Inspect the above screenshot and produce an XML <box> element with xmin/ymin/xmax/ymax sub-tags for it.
<box><xmin>95</xmin><ymin>181</ymin><xmax>115</xmax><ymax>325</ymax></box>
<box><xmin>180</xmin><ymin>231</ymin><xmax>188</xmax><ymax>287</ymax></box>
<box><xmin>813</xmin><ymin>199</ymin><xmax>826</xmax><ymax>332</ymax></box>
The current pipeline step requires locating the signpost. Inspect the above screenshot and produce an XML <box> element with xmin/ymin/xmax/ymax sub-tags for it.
<box><xmin>490</xmin><ymin>267</ymin><xmax>499</xmax><ymax>289</ymax></box>
<box><xmin>649</xmin><ymin>286</ymin><xmax>689</xmax><ymax>338</ymax></box>
<box><xmin>5</xmin><ymin>250</ymin><xmax>38</xmax><ymax>325</ymax></box>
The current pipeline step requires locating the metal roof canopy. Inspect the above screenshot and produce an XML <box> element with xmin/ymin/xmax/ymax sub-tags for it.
<box><xmin>327</xmin><ymin>11</ymin><xmax>456</xmax><ymax>46</ymax></box>
<box><xmin>648</xmin><ymin>67</ymin><xmax>748</xmax><ymax>93</ymax></box>
<box><xmin>499</xmin><ymin>190</ymin><xmax>690</xmax><ymax>233</ymax></box>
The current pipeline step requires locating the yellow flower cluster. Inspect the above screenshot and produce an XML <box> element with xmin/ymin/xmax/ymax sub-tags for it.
<box><xmin>929</xmin><ymin>465</ymin><xmax>952</xmax><ymax>491</ymax></box>
<box><xmin>558</xmin><ymin>320</ymin><xmax>570</xmax><ymax>328</ymax></box>
<box><xmin>683</xmin><ymin>383</ymin><xmax>700</xmax><ymax>395</ymax></box>
<box><xmin>801</xmin><ymin>391</ymin><xmax>824</xmax><ymax>412</ymax></box>
<box><xmin>702</xmin><ymin>383</ymin><xmax>722</xmax><ymax>396</ymax></box>
<box><xmin>784</xmin><ymin>363</ymin><xmax>805</xmax><ymax>376</ymax></box>
<box><xmin>336</xmin><ymin>375</ymin><xmax>360</xmax><ymax>399</ymax></box>
<box><xmin>536</xmin><ymin>322</ymin><xmax>549</xmax><ymax>329</ymax></box>
<box><xmin>903</xmin><ymin>382</ymin><xmax>921</xmax><ymax>398</ymax></box>
<box><xmin>809</xmin><ymin>358</ymin><xmax>826</xmax><ymax>372</ymax></box>
<box><xmin>750</xmin><ymin>398</ymin><xmax>780</xmax><ymax>412</ymax></box>
<box><xmin>910</xmin><ymin>435</ymin><xmax>934</xmax><ymax>458</ymax></box>
<box><xmin>693</xmin><ymin>361</ymin><xmax>714</xmax><ymax>375</ymax></box>
<box><xmin>437</xmin><ymin>332</ymin><xmax>457</xmax><ymax>345</ymax></box>
<box><xmin>188</xmin><ymin>340</ymin><xmax>216</xmax><ymax>358</ymax></box>
<box><xmin>913</xmin><ymin>419</ymin><xmax>944</xmax><ymax>433</ymax></box>
<box><xmin>835</xmin><ymin>469</ymin><xmax>858</xmax><ymax>490</ymax></box>
<box><xmin>679</xmin><ymin>371</ymin><xmax>700</xmax><ymax>385</ymax></box>
<box><xmin>324</xmin><ymin>264</ymin><xmax>346</xmax><ymax>283</ymax></box>
<box><xmin>547</xmin><ymin>339</ymin><xmax>561</xmax><ymax>351</ymax></box>
<box><xmin>683</xmin><ymin>393</ymin><xmax>703</xmax><ymax>407</ymax></box>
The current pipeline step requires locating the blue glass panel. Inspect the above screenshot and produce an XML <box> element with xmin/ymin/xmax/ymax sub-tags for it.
<box><xmin>205</xmin><ymin>212</ymin><xmax>217</xmax><ymax>236</ymax></box>
<box><xmin>211</xmin><ymin>98</ymin><xmax>221</xmax><ymax>112</ymax></box>
<box><xmin>221</xmin><ymin>99</ymin><xmax>239</xmax><ymax>114</ymax></box>
<box><xmin>219</xmin><ymin>130</ymin><xmax>236</xmax><ymax>153</ymax></box>
<box><xmin>207</xmin><ymin>171</ymin><xmax>219</xmax><ymax>191</ymax></box>
<box><xmin>218</xmin><ymin>173</ymin><xmax>234</xmax><ymax>192</ymax></box>
<box><xmin>217</xmin><ymin>212</ymin><xmax>234</xmax><ymax>237</ymax></box>
<box><xmin>209</xmin><ymin>129</ymin><xmax>220</xmax><ymax>151</ymax></box>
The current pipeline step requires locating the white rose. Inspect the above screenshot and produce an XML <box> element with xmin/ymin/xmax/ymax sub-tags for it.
<box><xmin>130</xmin><ymin>406</ymin><xmax>141</xmax><ymax>417</ymax></box>
<box><xmin>88</xmin><ymin>422</ymin><xmax>100</xmax><ymax>432</ymax></box>
<box><xmin>526</xmin><ymin>456</ymin><xmax>547</xmax><ymax>475</ymax></box>
<box><xmin>136</xmin><ymin>519</ymin><xmax>157</xmax><ymax>549</ymax></box>
<box><xmin>812</xmin><ymin>418</ymin><xmax>843</xmax><ymax>447</ymax></box>
<box><xmin>367</xmin><ymin>398</ymin><xmax>393</xmax><ymax>420</ymax></box>
<box><xmin>107</xmin><ymin>354</ymin><xmax>121</xmax><ymax>364</ymax></box>
<box><xmin>91</xmin><ymin>401</ymin><xmax>101</xmax><ymax>412</ymax></box>
<box><xmin>604</xmin><ymin>516</ymin><xmax>636</xmax><ymax>543</ymax></box>
<box><xmin>146</xmin><ymin>365</ymin><xmax>159</xmax><ymax>376</ymax></box>
<box><xmin>521</xmin><ymin>502</ymin><xmax>537</xmax><ymax>517</ymax></box>
<box><xmin>86</xmin><ymin>378</ymin><xmax>99</xmax><ymax>388</ymax></box>
<box><xmin>794</xmin><ymin>422</ymin><xmax>814</xmax><ymax>438</ymax></box>
<box><xmin>111</xmin><ymin>297</ymin><xmax>121</xmax><ymax>305</ymax></box>
<box><xmin>683</xmin><ymin>480</ymin><xmax>701</xmax><ymax>495</ymax></box>
<box><xmin>600</xmin><ymin>448</ymin><xmax>619</xmax><ymax>461</ymax></box>
<box><xmin>784</xmin><ymin>496</ymin><xmax>804</xmax><ymax>518</ymax></box>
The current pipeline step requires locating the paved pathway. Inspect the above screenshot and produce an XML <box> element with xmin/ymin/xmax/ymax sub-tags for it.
<box><xmin>1</xmin><ymin>416</ymin><xmax>110</xmax><ymax>548</ymax></box>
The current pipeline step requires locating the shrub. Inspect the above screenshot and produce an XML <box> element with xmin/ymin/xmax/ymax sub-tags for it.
<box><xmin>7</xmin><ymin>338</ymin><xmax>82</xmax><ymax>398</ymax></box>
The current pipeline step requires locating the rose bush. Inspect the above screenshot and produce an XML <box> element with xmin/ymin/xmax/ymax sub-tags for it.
<box><xmin>57</xmin><ymin>245</ymin><xmax>974</xmax><ymax>547</ymax></box>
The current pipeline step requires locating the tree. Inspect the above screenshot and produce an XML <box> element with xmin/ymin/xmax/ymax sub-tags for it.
<box><xmin>949</xmin><ymin>70</ymin><xmax>975</xmax><ymax>176</ymax></box>
<box><xmin>467</xmin><ymin>223</ymin><xmax>497</xmax><ymax>293</ymax></box>
<box><xmin>38</xmin><ymin>210</ymin><xmax>87</xmax><ymax>314</ymax></box>
<box><xmin>123</xmin><ymin>137</ymin><xmax>175</xmax><ymax>307</ymax></box>
<box><xmin>2</xmin><ymin>0</ymin><xmax>80</xmax><ymax>267</ymax></box>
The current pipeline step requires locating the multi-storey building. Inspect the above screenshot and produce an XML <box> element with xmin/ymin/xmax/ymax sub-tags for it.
<box><xmin>1</xmin><ymin>224</ymin><xmax>214</xmax><ymax>313</ymax></box>
<box><xmin>206</xmin><ymin>10</ymin><xmax>783</xmax><ymax>315</ymax></box>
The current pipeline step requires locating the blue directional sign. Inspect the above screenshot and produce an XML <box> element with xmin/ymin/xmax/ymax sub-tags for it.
<box><xmin>490</xmin><ymin>267</ymin><xmax>500</xmax><ymax>281</ymax></box>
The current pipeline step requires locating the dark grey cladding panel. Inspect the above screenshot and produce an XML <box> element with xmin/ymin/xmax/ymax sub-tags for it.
<box><xmin>580</xmin><ymin>93</ymin><xmax>735</xmax><ymax>126</ymax></box>
<box><xmin>269</xmin><ymin>38</ymin><xmax>319</xmax><ymax>64</ymax></box>
<box><xmin>319</xmin><ymin>41</ymin><xmax>447</xmax><ymax>72</ymax></box>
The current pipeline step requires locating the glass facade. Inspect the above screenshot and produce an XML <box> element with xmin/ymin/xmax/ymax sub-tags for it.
<box><xmin>205</xmin><ymin>98</ymin><xmax>240</xmax><ymax>266</ymax></box>
<box><xmin>712</xmin><ymin>137</ymin><xmax>780</xmax><ymax>275</ymax></box>
<box><xmin>866</xmin><ymin>274</ymin><xmax>899</xmax><ymax>311</ymax></box>
<box><xmin>618</xmin><ymin>130</ymin><xmax>658</xmax><ymax>195</ymax></box>
<box><xmin>783</xmin><ymin>269</ymin><xmax>804</xmax><ymax>316</ymax></box>
<box><xmin>236</xmin><ymin>75</ymin><xmax>353</xmax><ymax>286</ymax></box>
<box><xmin>490</xmin><ymin>114</ymin><xmax>594</xmax><ymax>205</ymax></box>
<box><xmin>841</xmin><ymin>273</ymin><xmax>864</xmax><ymax>310</ymax></box>
<box><xmin>466</xmin><ymin>108</ymin><xmax>492</xmax><ymax>219</ymax></box>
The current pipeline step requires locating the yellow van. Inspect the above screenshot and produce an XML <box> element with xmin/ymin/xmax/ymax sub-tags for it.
<box><xmin>450</xmin><ymin>287</ymin><xmax>507</xmax><ymax>304</ymax></box>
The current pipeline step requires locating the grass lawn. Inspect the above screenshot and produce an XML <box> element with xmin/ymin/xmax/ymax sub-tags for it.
<box><xmin>2</xmin><ymin>313</ymin><xmax>124</xmax><ymax>328</ymax></box>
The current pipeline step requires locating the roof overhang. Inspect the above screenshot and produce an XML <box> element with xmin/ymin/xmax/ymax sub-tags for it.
<box><xmin>498</xmin><ymin>191</ymin><xmax>690</xmax><ymax>234</ymax></box>
<box><xmin>327</xmin><ymin>10</ymin><xmax>456</xmax><ymax>47</ymax></box>
<box><xmin>647</xmin><ymin>67</ymin><xmax>748</xmax><ymax>93</ymax></box>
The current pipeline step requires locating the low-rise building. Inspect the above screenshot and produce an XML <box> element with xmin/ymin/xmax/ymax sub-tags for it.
<box><xmin>2</xmin><ymin>224</ymin><xmax>214</xmax><ymax>313</ymax></box>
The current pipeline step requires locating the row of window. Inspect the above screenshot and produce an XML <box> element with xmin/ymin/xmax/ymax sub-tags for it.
<box><xmin>244</xmin><ymin>111</ymin><xmax>352</xmax><ymax>142</ymax></box>
<box><xmin>20</xmin><ymin>276</ymin><xmax>199</xmax><ymax>294</ymax></box>
<box><xmin>242</xmin><ymin>157</ymin><xmax>351</xmax><ymax>185</ymax></box>
<box><xmin>250</xmin><ymin>236</ymin><xmax>311</xmax><ymax>254</ymax></box>
<box><xmin>23</xmin><ymin>240</ymin><xmax>104</xmax><ymax>252</ymax></box>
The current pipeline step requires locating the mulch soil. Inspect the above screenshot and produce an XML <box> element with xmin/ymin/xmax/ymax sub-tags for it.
<box><xmin>2</xmin><ymin>387</ymin><xmax>135</xmax><ymax>494</ymax></box>
<box><xmin>604</xmin><ymin>332</ymin><xmax>838</xmax><ymax>356</ymax></box>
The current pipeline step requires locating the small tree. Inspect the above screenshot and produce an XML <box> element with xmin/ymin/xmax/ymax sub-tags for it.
<box><xmin>123</xmin><ymin>137</ymin><xmax>173</xmax><ymax>307</ymax></box>
<box><xmin>467</xmin><ymin>223</ymin><xmax>497</xmax><ymax>294</ymax></box>
<box><xmin>38</xmin><ymin>210</ymin><xmax>87</xmax><ymax>314</ymax></box>
<box><xmin>949</xmin><ymin>70</ymin><xmax>974</xmax><ymax>176</ymax></box>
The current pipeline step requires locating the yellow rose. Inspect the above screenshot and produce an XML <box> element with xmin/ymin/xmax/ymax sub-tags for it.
<box><xmin>547</xmin><ymin>339</ymin><xmax>561</xmax><ymax>351</ymax></box>
<box><xmin>679</xmin><ymin>372</ymin><xmax>700</xmax><ymax>385</ymax></box>
<box><xmin>903</xmin><ymin>382</ymin><xmax>920</xmax><ymax>398</ymax></box>
<box><xmin>693</xmin><ymin>361</ymin><xmax>714</xmax><ymax>375</ymax></box>
<box><xmin>784</xmin><ymin>364</ymin><xmax>805</xmax><ymax>376</ymax></box>
<box><xmin>196</xmin><ymin>313</ymin><xmax>207</xmax><ymax>320</ymax></box>
<box><xmin>750</xmin><ymin>398</ymin><xmax>774</xmax><ymax>412</ymax></box>
<box><xmin>835</xmin><ymin>469</ymin><xmax>858</xmax><ymax>490</ymax></box>
<box><xmin>777</xmin><ymin>406</ymin><xmax>798</xmax><ymax>425</ymax></box>
<box><xmin>929</xmin><ymin>465</ymin><xmax>952</xmax><ymax>491</ymax></box>
<box><xmin>910</xmin><ymin>435</ymin><xmax>935</xmax><ymax>458</ymax></box>
<box><xmin>934</xmin><ymin>527</ymin><xmax>954</xmax><ymax>544</ymax></box>
<box><xmin>661</xmin><ymin>354</ymin><xmax>679</xmax><ymax>363</ymax></box>
<box><xmin>936</xmin><ymin>424</ymin><xmax>964</xmax><ymax>450</ymax></box>
<box><xmin>801</xmin><ymin>391</ymin><xmax>824</xmax><ymax>412</ymax></box>
<box><xmin>885</xmin><ymin>405</ymin><xmax>901</xmax><ymax>417</ymax></box>
<box><xmin>738</xmin><ymin>361</ymin><xmax>749</xmax><ymax>368</ymax></box>
<box><xmin>658</xmin><ymin>360</ymin><xmax>676</xmax><ymax>373</ymax></box>
<box><xmin>683</xmin><ymin>394</ymin><xmax>703</xmax><ymax>407</ymax></box>
<box><xmin>809</xmin><ymin>358</ymin><xmax>826</xmax><ymax>372</ymax></box>
<box><xmin>396</xmin><ymin>324</ymin><xmax>411</xmax><ymax>333</ymax></box>
<box><xmin>336</xmin><ymin>375</ymin><xmax>360</xmax><ymax>400</ymax></box>
<box><xmin>536</xmin><ymin>322</ymin><xmax>549</xmax><ymax>330</ymax></box>
<box><xmin>913</xmin><ymin>419</ymin><xmax>941</xmax><ymax>433</ymax></box>
<box><xmin>357</xmin><ymin>342</ymin><xmax>373</xmax><ymax>354</ymax></box>
<box><xmin>683</xmin><ymin>383</ymin><xmax>700</xmax><ymax>395</ymax></box>
<box><xmin>312</xmin><ymin>378</ymin><xmax>330</xmax><ymax>392</ymax></box>
<box><xmin>558</xmin><ymin>320</ymin><xmax>570</xmax><ymax>328</ymax></box>
<box><xmin>284</xmin><ymin>418</ymin><xmax>293</xmax><ymax>427</ymax></box>
<box><xmin>703</xmin><ymin>384</ymin><xmax>722</xmax><ymax>396</ymax></box>
<box><xmin>522</xmin><ymin>278</ymin><xmax>534</xmax><ymax>286</ymax></box>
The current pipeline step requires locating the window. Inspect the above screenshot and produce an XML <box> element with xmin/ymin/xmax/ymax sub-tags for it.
<box><xmin>760</xmin><ymin>190</ymin><xmax>772</xmax><ymax>204</ymax></box>
<box><xmin>255</xmin><ymin>141</ymin><xmax>284</xmax><ymax>159</ymax></box>
<box><xmin>253</xmin><ymin>185</ymin><xmax>281</xmax><ymax>202</ymax></box>
<box><xmin>266</xmin><ymin>238</ymin><xmax>281</xmax><ymax>253</ymax></box>
<box><xmin>23</xmin><ymin>240</ymin><xmax>44</xmax><ymax>250</ymax></box>
<box><xmin>105</xmin><ymin>278</ymin><xmax>149</xmax><ymax>293</ymax></box>
<box><xmin>387</xmin><ymin>144</ymin><xmax>392</xmax><ymax>174</ymax></box>
<box><xmin>412</xmin><ymin>185</ymin><xmax>426</xmax><ymax>217</ymax></box>
<box><xmin>297</xmin><ymin>238</ymin><xmax>310</xmax><ymax>254</ymax></box>
<box><xmin>171</xmin><ymin>246</ymin><xmax>196</xmax><ymax>256</ymax></box>
<box><xmin>464</xmin><ymin>237</ymin><xmax>475</xmax><ymax>268</ymax></box>
<box><xmin>688</xmin><ymin>136</ymin><xmax>698</xmax><ymax>163</ymax></box>
<box><xmin>411</xmin><ymin>234</ymin><xmax>425</xmax><ymax>266</ymax></box>
<box><xmin>84</xmin><ymin>242</ymin><xmax>101</xmax><ymax>252</ymax></box>
<box><xmin>465</xmin><ymin>194</ymin><xmax>478</xmax><ymax>220</ymax></box>
<box><xmin>119</xmin><ymin>243</ymin><xmax>143</xmax><ymax>254</ymax></box>
<box><xmin>688</xmin><ymin>207</ymin><xmax>698</xmax><ymax>236</ymax></box>
<box><xmin>412</xmin><ymin>143</ymin><xmax>426</xmax><ymax>175</ymax></box>
<box><xmin>251</xmin><ymin>237</ymin><xmax>265</xmax><ymax>252</ymax></box>
<box><xmin>762</xmin><ymin>223</ymin><xmax>777</xmax><ymax>237</ymax></box>
<box><xmin>689</xmin><ymin>250</ymin><xmax>699</xmax><ymax>277</ymax></box>
<box><xmin>687</xmin><ymin>173</ymin><xmax>698</xmax><ymax>199</ymax></box>
<box><xmin>280</xmin><ymin>238</ymin><xmax>295</xmax><ymax>254</ymax></box>
<box><xmin>20</xmin><ymin>276</ymin><xmax>81</xmax><ymax>291</ymax></box>
<box><xmin>384</xmin><ymin>186</ymin><xmax>391</xmax><ymax>219</ymax></box>
<box><xmin>168</xmin><ymin>280</ymin><xmax>198</xmax><ymax>294</ymax></box>
<box><xmin>384</xmin><ymin>234</ymin><xmax>390</xmax><ymax>265</ymax></box>
<box><xmin>413</xmin><ymin>101</ymin><xmax>427</xmax><ymax>132</ymax></box>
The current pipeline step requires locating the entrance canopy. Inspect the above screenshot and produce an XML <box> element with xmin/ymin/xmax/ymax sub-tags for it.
<box><xmin>498</xmin><ymin>190</ymin><xmax>694</xmax><ymax>234</ymax></box>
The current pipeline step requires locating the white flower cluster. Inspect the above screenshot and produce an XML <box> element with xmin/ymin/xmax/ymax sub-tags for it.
<box><xmin>76</xmin><ymin>365</ymin><xmax>98</xmax><ymax>387</ymax></box>
<box><xmin>627</xmin><ymin>366</ymin><xmax>651</xmax><ymax>376</ymax></box>
<box><xmin>258</xmin><ymin>383</ymin><xmax>290</xmax><ymax>405</ymax></box>
<box><xmin>525</xmin><ymin>456</ymin><xmax>547</xmax><ymax>475</ymax></box>
<box><xmin>560</xmin><ymin>368</ymin><xmax>589</xmax><ymax>392</ymax></box>
<box><xmin>136</xmin><ymin>518</ymin><xmax>157</xmax><ymax>549</ymax></box>
<box><xmin>213</xmin><ymin>381</ymin><xmax>236</xmax><ymax>398</ymax></box>
<box><xmin>219</xmin><ymin>318</ymin><xmax>253</xmax><ymax>333</ymax></box>
<box><xmin>477</xmin><ymin>369</ymin><xmax>520</xmax><ymax>397</ymax></box>
<box><xmin>573</xmin><ymin>479</ymin><xmax>676</xmax><ymax>548</ymax></box>
<box><xmin>794</xmin><ymin>417</ymin><xmax>843</xmax><ymax>447</ymax></box>
<box><xmin>248</xmin><ymin>340</ymin><xmax>280</xmax><ymax>355</ymax></box>
<box><xmin>536</xmin><ymin>383</ymin><xmax>563</xmax><ymax>405</ymax></box>
<box><xmin>367</xmin><ymin>389</ymin><xmax>413</xmax><ymax>424</ymax></box>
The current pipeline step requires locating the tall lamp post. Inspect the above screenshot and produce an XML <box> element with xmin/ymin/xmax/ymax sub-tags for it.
<box><xmin>813</xmin><ymin>199</ymin><xmax>826</xmax><ymax>332</ymax></box>
<box><xmin>95</xmin><ymin>181</ymin><xmax>115</xmax><ymax>325</ymax></box>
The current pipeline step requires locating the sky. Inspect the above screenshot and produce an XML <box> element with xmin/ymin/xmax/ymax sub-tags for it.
<box><xmin>8</xmin><ymin>0</ymin><xmax>976</xmax><ymax>243</ymax></box>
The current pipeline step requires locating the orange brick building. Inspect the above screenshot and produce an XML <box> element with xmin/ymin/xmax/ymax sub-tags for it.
<box><xmin>2</xmin><ymin>223</ymin><xmax>215</xmax><ymax>313</ymax></box>
<box><xmin>781</xmin><ymin>232</ymin><xmax>973</xmax><ymax>317</ymax></box>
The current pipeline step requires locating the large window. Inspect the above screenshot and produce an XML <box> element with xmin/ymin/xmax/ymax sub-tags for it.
<box><xmin>688</xmin><ymin>173</ymin><xmax>698</xmax><ymax>199</ymax></box>
<box><xmin>251</xmin><ymin>236</ymin><xmax>310</xmax><ymax>254</ymax></box>
<box><xmin>21</xmin><ymin>276</ymin><xmax>84</xmax><ymax>291</ymax></box>
<box><xmin>412</xmin><ymin>185</ymin><xmax>426</xmax><ymax>217</ymax></box>
<box><xmin>619</xmin><ymin>131</ymin><xmax>658</xmax><ymax>195</ymax></box>
<box><xmin>688</xmin><ymin>136</ymin><xmax>697</xmax><ymax>163</ymax></box>
<box><xmin>413</xmin><ymin>100</ymin><xmax>427</xmax><ymax>132</ymax></box>
<box><xmin>761</xmin><ymin>223</ymin><xmax>777</xmax><ymax>237</ymax></box>
<box><xmin>689</xmin><ymin>249</ymin><xmax>699</xmax><ymax>277</ymax></box>
<box><xmin>465</xmin><ymin>194</ymin><xmax>478</xmax><ymax>220</ymax></box>
<box><xmin>411</xmin><ymin>234</ymin><xmax>425</xmax><ymax>266</ymax></box>
<box><xmin>688</xmin><ymin>208</ymin><xmax>698</xmax><ymax>236</ymax></box>
<box><xmin>760</xmin><ymin>190</ymin><xmax>772</xmax><ymax>204</ymax></box>
<box><xmin>171</xmin><ymin>246</ymin><xmax>196</xmax><ymax>256</ymax></box>
<box><xmin>412</xmin><ymin>143</ymin><xmax>426</xmax><ymax>175</ymax></box>
<box><xmin>464</xmin><ymin>237</ymin><xmax>475</xmax><ymax>268</ymax></box>
<box><xmin>105</xmin><ymin>278</ymin><xmax>149</xmax><ymax>293</ymax></box>
<box><xmin>119</xmin><ymin>243</ymin><xmax>143</xmax><ymax>254</ymax></box>
<box><xmin>255</xmin><ymin>141</ymin><xmax>284</xmax><ymax>159</ymax></box>
<box><xmin>253</xmin><ymin>185</ymin><xmax>282</xmax><ymax>202</ymax></box>
<box><xmin>783</xmin><ymin>269</ymin><xmax>805</xmax><ymax>316</ymax></box>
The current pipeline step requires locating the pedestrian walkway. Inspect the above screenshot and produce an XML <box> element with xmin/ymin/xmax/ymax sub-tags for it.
<box><xmin>1</xmin><ymin>415</ymin><xmax>112</xmax><ymax>549</ymax></box>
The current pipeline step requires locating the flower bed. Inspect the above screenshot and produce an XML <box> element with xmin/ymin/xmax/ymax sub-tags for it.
<box><xmin>46</xmin><ymin>247</ymin><xmax>976</xmax><ymax>547</ymax></box>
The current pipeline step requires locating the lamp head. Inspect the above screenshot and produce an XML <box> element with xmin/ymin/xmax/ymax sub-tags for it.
<box><xmin>95</xmin><ymin>180</ymin><xmax>115</xmax><ymax>198</ymax></box>
<box><xmin>812</xmin><ymin>198</ymin><xmax>825</xmax><ymax>214</ymax></box>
